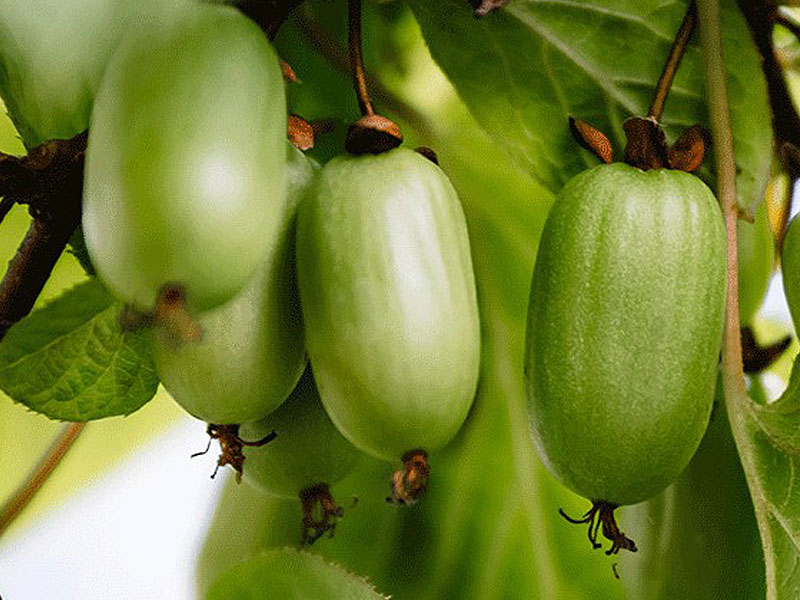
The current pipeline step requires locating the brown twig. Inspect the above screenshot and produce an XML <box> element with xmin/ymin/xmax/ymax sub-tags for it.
<box><xmin>0</xmin><ymin>132</ymin><xmax>87</xmax><ymax>342</ymax></box>
<box><xmin>649</xmin><ymin>2</ymin><xmax>698</xmax><ymax>121</ymax></box>
<box><xmin>348</xmin><ymin>0</ymin><xmax>373</xmax><ymax>117</ymax></box>
<box><xmin>739</xmin><ymin>1</ymin><xmax>800</xmax><ymax>239</ymax></box>
<box><xmin>0</xmin><ymin>422</ymin><xmax>86</xmax><ymax>536</ymax></box>
<box><xmin>293</xmin><ymin>9</ymin><xmax>432</xmax><ymax>135</ymax></box>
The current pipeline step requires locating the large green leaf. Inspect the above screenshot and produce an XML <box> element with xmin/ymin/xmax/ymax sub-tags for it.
<box><xmin>407</xmin><ymin>0</ymin><xmax>771</xmax><ymax>212</ymax></box>
<box><xmin>0</xmin><ymin>279</ymin><xmax>158</xmax><ymax>421</ymax></box>
<box><xmin>732</xmin><ymin>357</ymin><xmax>800</xmax><ymax>598</ymax></box>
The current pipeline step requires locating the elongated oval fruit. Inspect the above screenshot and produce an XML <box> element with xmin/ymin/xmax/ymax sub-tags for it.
<box><xmin>0</xmin><ymin>0</ymin><xmax>186</xmax><ymax>147</ymax></box>
<box><xmin>296</xmin><ymin>148</ymin><xmax>480</xmax><ymax>501</ymax></box>
<box><xmin>153</xmin><ymin>145</ymin><xmax>312</xmax><ymax>425</ymax></box>
<box><xmin>240</xmin><ymin>366</ymin><xmax>360</xmax><ymax>499</ymax></box>
<box><xmin>738</xmin><ymin>198</ymin><xmax>774</xmax><ymax>326</ymax></box>
<box><xmin>525</xmin><ymin>163</ymin><xmax>727</xmax><ymax>552</ymax></box>
<box><xmin>83</xmin><ymin>3</ymin><xmax>286</xmax><ymax>312</ymax></box>
<box><xmin>782</xmin><ymin>214</ymin><xmax>800</xmax><ymax>326</ymax></box>
<box><xmin>240</xmin><ymin>367</ymin><xmax>362</xmax><ymax>544</ymax></box>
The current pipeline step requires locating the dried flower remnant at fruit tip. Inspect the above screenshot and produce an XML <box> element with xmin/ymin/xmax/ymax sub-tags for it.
<box><xmin>387</xmin><ymin>449</ymin><xmax>430</xmax><ymax>505</ymax></box>
<box><xmin>300</xmin><ymin>483</ymin><xmax>345</xmax><ymax>545</ymax></box>
<box><xmin>192</xmin><ymin>424</ymin><xmax>277</xmax><ymax>483</ymax></box>
<box><xmin>559</xmin><ymin>501</ymin><xmax>637</xmax><ymax>556</ymax></box>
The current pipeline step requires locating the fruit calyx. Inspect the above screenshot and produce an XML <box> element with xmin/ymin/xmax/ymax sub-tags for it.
<box><xmin>346</xmin><ymin>114</ymin><xmax>403</xmax><ymax>155</ymax></box>
<box><xmin>387</xmin><ymin>449</ymin><xmax>430</xmax><ymax>506</ymax></box>
<box><xmin>300</xmin><ymin>483</ymin><xmax>345</xmax><ymax>545</ymax></box>
<box><xmin>470</xmin><ymin>0</ymin><xmax>508</xmax><ymax>17</ymax></box>
<box><xmin>345</xmin><ymin>0</ymin><xmax>403</xmax><ymax>156</ymax></box>
<box><xmin>288</xmin><ymin>114</ymin><xmax>315</xmax><ymax>151</ymax></box>
<box><xmin>192</xmin><ymin>423</ymin><xmax>277</xmax><ymax>482</ymax></box>
<box><xmin>569</xmin><ymin>116</ymin><xmax>708</xmax><ymax>173</ymax></box>
<box><xmin>559</xmin><ymin>501</ymin><xmax>638</xmax><ymax>556</ymax></box>
<box><xmin>121</xmin><ymin>284</ymin><xmax>204</xmax><ymax>348</ymax></box>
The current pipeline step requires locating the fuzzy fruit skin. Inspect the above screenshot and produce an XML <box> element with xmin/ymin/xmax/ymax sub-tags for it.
<box><xmin>240</xmin><ymin>367</ymin><xmax>362</xmax><ymax>499</ymax></box>
<box><xmin>296</xmin><ymin>148</ymin><xmax>480</xmax><ymax>462</ymax></box>
<box><xmin>782</xmin><ymin>214</ymin><xmax>800</xmax><ymax>327</ymax></box>
<box><xmin>737</xmin><ymin>199</ymin><xmax>774</xmax><ymax>326</ymax></box>
<box><xmin>153</xmin><ymin>145</ymin><xmax>312</xmax><ymax>425</ymax></box>
<box><xmin>525</xmin><ymin>163</ymin><xmax>727</xmax><ymax>506</ymax></box>
<box><xmin>83</xmin><ymin>3</ymin><xmax>286</xmax><ymax>312</ymax></box>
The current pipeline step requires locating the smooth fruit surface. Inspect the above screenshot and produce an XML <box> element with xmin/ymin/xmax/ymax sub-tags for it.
<box><xmin>0</xmin><ymin>0</ymin><xmax>187</xmax><ymax>147</ymax></box>
<box><xmin>296</xmin><ymin>148</ymin><xmax>480</xmax><ymax>461</ymax></box>
<box><xmin>738</xmin><ymin>198</ymin><xmax>774</xmax><ymax>326</ymax></box>
<box><xmin>153</xmin><ymin>145</ymin><xmax>312</xmax><ymax>425</ymax></box>
<box><xmin>525</xmin><ymin>163</ymin><xmax>727</xmax><ymax>506</ymax></box>
<box><xmin>83</xmin><ymin>2</ymin><xmax>286</xmax><ymax>312</ymax></box>
<box><xmin>783</xmin><ymin>213</ymin><xmax>800</xmax><ymax>327</ymax></box>
<box><xmin>240</xmin><ymin>366</ymin><xmax>361</xmax><ymax>499</ymax></box>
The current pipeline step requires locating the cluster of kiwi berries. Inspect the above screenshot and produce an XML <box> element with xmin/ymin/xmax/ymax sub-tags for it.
<box><xmin>81</xmin><ymin>2</ymin><xmax>480</xmax><ymax>543</ymax></box>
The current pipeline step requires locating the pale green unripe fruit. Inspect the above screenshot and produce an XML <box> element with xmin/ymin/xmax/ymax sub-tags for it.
<box><xmin>83</xmin><ymin>3</ymin><xmax>286</xmax><ymax>312</ymax></box>
<box><xmin>240</xmin><ymin>367</ymin><xmax>362</xmax><ymax>499</ymax></box>
<box><xmin>525</xmin><ymin>163</ymin><xmax>727</xmax><ymax>506</ymax></box>
<box><xmin>296</xmin><ymin>148</ymin><xmax>481</xmax><ymax>462</ymax></box>
<box><xmin>0</xmin><ymin>0</ymin><xmax>188</xmax><ymax>147</ymax></box>
<box><xmin>154</xmin><ymin>145</ymin><xmax>313</xmax><ymax>425</ymax></box>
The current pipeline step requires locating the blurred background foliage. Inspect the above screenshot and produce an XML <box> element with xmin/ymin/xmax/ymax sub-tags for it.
<box><xmin>0</xmin><ymin>0</ymin><xmax>793</xmax><ymax>598</ymax></box>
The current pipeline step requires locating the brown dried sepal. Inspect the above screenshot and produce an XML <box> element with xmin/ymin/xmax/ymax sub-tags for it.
<box><xmin>667</xmin><ymin>125</ymin><xmax>709</xmax><ymax>173</ymax></box>
<box><xmin>300</xmin><ymin>483</ymin><xmax>345</xmax><ymax>545</ymax></box>
<box><xmin>191</xmin><ymin>423</ymin><xmax>277</xmax><ymax>483</ymax></box>
<box><xmin>149</xmin><ymin>285</ymin><xmax>204</xmax><ymax>349</ymax></box>
<box><xmin>415</xmin><ymin>146</ymin><xmax>439</xmax><ymax>165</ymax></box>
<box><xmin>470</xmin><ymin>0</ymin><xmax>509</xmax><ymax>17</ymax></box>
<box><xmin>345</xmin><ymin>114</ymin><xmax>403</xmax><ymax>156</ymax></box>
<box><xmin>559</xmin><ymin>501</ymin><xmax>637</xmax><ymax>556</ymax></box>
<box><xmin>280</xmin><ymin>59</ymin><xmax>300</xmax><ymax>84</ymax></box>
<box><xmin>741</xmin><ymin>327</ymin><xmax>792</xmax><ymax>375</ymax></box>
<box><xmin>387</xmin><ymin>449</ymin><xmax>429</xmax><ymax>506</ymax></box>
<box><xmin>624</xmin><ymin>116</ymin><xmax>668</xmax><ymax>171</ymax></box>
<box><xmin>569</xmin><ymin>118</ymin><xmax>613</xmax><ymax>164</ymax></box>
<box><xmin>288</xmin><ymin>115</ymin><xmax>314</xmax><ymax>151</ymax></box>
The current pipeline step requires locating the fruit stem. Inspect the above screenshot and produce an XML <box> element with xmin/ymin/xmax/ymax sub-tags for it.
<box><xmin>294</xmin><ymin>9</ymin><xmax>431</xmax><ymax>134</ymax></box>
<box><xmin>348</xmin><ymin>0</ymin><xmax>374</xmax><ymax>118</ymax></box>
<box><xmin>697</xmin><ymin>1</ymin><xmax>777</xmax><ymax>597</ymax></box>
<box><xmin>0</xmin><ymin>422</ymin><xmax>85</xmax><ymax>537</ymax></box>
<box><xmin>648</xmin><ymin>2</ymin><xmax>697</xmax><ymax>122</ymax></box>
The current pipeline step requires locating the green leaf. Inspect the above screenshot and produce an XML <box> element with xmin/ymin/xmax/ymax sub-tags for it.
<box><xmin>0</xmin><ymin>278</ymin><xmax>158</xmax><ymax>421</ymax></box>
<box><xmin>207</xmin><ymin>548</ymin><xmax>388</xmax><ymax>600</ymax></box>
<box><xmin>732</xmin><ymin>357</ymin><xmax>800</xmax><ymax>598</ymax></box>
<box><xmin>407</xmin><ymin>0</ymin><xmax>771</xmax><ymax>212</ymax></box>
